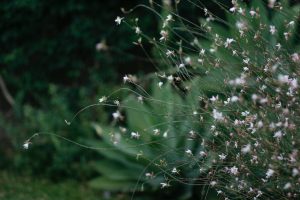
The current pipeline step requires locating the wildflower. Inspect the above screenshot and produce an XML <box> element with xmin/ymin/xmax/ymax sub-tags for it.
<box><xmin>268</xmin><ymin>0</ymin><xmax>276</xmax><ymax>8</ymax></box>
<box><xmin>166</xmin><ymin>14</ymin><xmax>173</xmax><ymax>22</ymax></box>
<box><xmin>273</xmin><ymin>130</ymin><xmax>283</xmax><ymax>139</ymax></box>
<box><xmin>167</xmin><ymin>75</ymin><xmax>173</xmax><ymax>82</ymax></box>
<box><xmin>241</xmin><ymin>144</ymin><xmax>251</xmax><ymax>154</ymax></box>
<box><xmin>287</xmin><ymin>21</ymin><xmax>295</xmax><ymax>27</ymax></box>
<box><xmin>292</xmin><ymin>168</ymin><xmax>299</xmax><ymax>177</ymax></box>
<box><xmin>153</xmin><ymin>129</ymin><xmax>160</xmax><ymax>135</ymax></box>
<box><xmin>178</xmin><ymin>63</ymin><xmax>185</xmax><ymax>69</ymax></box>
<box><xmin>292</xmin><ymin>53</ymin><xmax>300</xmax><ymax>63</ymax></box>
<box><xmin>172</xmin><ymin>167</ymin><xmax>179</xmax><ymax>174</ymax></box>
<box><xmin>210</xmin><ymin>95</ymin><xmax>219</xmax><ymax>102</ymax></box>
<box><xmin>249</xmin><ymin>10</ymin><xmax>256</xmax><ymax>17</ymax></box>
<box><xmin>115</xmin><ymin>16</ymin><xmax>123</xmax><ymax>25</ymax></box>
<box><xmin>229</xmin><ymin>7</ymin><xmax>236</xmax><ymax>13</ymax></box>
<box><xmin>160</xmin><ymin>182</ymin><xmax>170</xmax><ymax>188</ymax></box>
<box><xmin>166</xmin><ymin>49</ymin><xmax>175</xmax><ymax>57</ymax></box>
<box><xmin>131</xmin><ymin>132</ymin><xmax>140</xmax><ymax>139</ymax></box>
<box><xmin>99</xmin><ymin>96</ymin><xmax>107</xmax><ymax>103</ymax></box>
<box><xmin>224</xmin><ymin>38</ymin><xmax>235</xmax><ymax>48</ymax></box>
<box><xmin>160</xmin><ymin>30</ymin><xmax>168</xmax><ymax>41</ymax></box>
<box><xmin>200</xmin><ymin>49</ymin><xmax>205</xmax><ymax>55</ymax></box>
<box><xmin>23</xmin><ymin>141</ymin><xmax>30</xmax><ymax>149</ymax></box>
<box><xmin>230</xmin><ymin>166</ymin><xmax>239</xmax><ymax>175</ymax></box>
<box><xmin>283</xmin><ymin>182</ymin><xmax>291</xmax><ymax>190</ymax></box>
<box><xmin>135</xmin><ymin>26</ymin><xmax>142</xmax><ymax>34</ymax></box>
<box><xmin>137</xmin><ymin>96</ymin><xmax>143</xmax><ymax>103</ymax></box>
<box><xmin>213</xmin><ymin>109</ymin><xmax>224</xmax><ymax>121</ymax></box>
<box><xmin>185</xmin><ymin>149</ymin><xmax>193</xmax><ymax>156</ymax></box>
<box><xmin>112</xmin><ymin>110</ymin><xmax>123</xmax><ymax>120</ymax></box>
<box><xmin>266</xmin><ymin>168</ymin><xmax>275</xmax><ymax>178</ymax></box>
<box><xmin>219</xmin><ymin>153</ymin><xmax>227</xmax><ymax>160</ymax></box>
<box><xmin>210</xmin><ymin>181</ymin><xmax>217</xmax><ymax>187</ymax></box>
<box><xmin>199</xmin><ymin>151</ymin><xmax>207</xmax><ymax>157</ymax></box>
<box><xmin>95</xmin><ymin>40</ymin><xmax>108</xmax><ymax>51</ymax></box>
<box><xmin>270</xmin><ymin>25</ymin><xmax>276</xmax><ymax>35</ymax></box>
<box><xmin>158</xmin><ymin>81</ymin><xmax>163</xmax><ymax>88</ymax></box>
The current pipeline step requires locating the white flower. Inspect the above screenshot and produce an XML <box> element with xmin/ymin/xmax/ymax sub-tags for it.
<box><xmin>283</xmin><ymin>182</ymin><xmax>291</xmax><ymax>190</ymax></box>
<box><xmin>241</xmin><ymin>111</ymin><xmax>249</xmax><ymax>116</ymax></box>
<box><xmin>153</xmin><ymin>129</ymin><xmax>160</xmax><ymax>135</ymax></box>
<box><xmin>158</xmin><ymin>81</ymin><xmax>163</xmax><ymax>88</ymax></box>
<box><xmin>292</xmin><ymin>168</ymin><xmax>299</xmax><ymax>177</ymax></box>
<box><xmin>210</xmin><ymin>181</ymin><xmax>217</xmax><ymax>186</ymax></box>
<box><xmin>112</xmin><ymin>110</ymin><xmax>122</xmax><ymax>120</ymax></box>
<box><xmin>210</xmin><ymin>95</ymin><xmax>219</xmax><ymax>102</ymax></box>
<box><xmin>185</xmin><ymin>149</ymin><xmax>193</xmax><ymax>156</ymax></box>
<box><xmin>200</xmin><ymin>49</ymin><xmax>205</xmax><ymax>55</ymax></box>
<box><xmin>241</xmin><ymin>144</ymin><xmax>251</xmax><ymax>154</ymax></box>
<box><xmin>270</xmin><ymin>25</ymin><xmax>276</xmax><ymax>35</ymax></box>
<box><xmin>273</xmin><ymin>130</ymin><xmax>283</xmax><ymax>139</ymax></box>
<box><xmin>199</xmin><ymin>151</ymin><xmax>207</xmax><ymax>157</ymax></box>
<box><xmin>115</xmin><ymin>16</ymin><xmax>124</xmax><ymax>25</ymax></box>
<box><xmin>266</xmin><ymin>168</ymin><xmax>275</xmax><ymax>178</ymax></box>
<box><xmin>166</xmin><ymin>14</ymin><xmax>173</xmax><ymax>22</ymax></box>
<box><xmin>178</xmin><ymin>63</ymin><xmax>185</xmax><ymax>69</ymax></box>
<box><xmin>230</xmin><ymin>166</ymin><xmax>239</xmax><ymax>175</ymax></box>
<box><xmin>135</xmin><ymin>27</ymin><xmax>142</xmax><ymax>34</ymax></box>
<box><xmin>231</xmin><ymin>96</ymin><xmax>239</xmax><ymax>102</ymax></box>
<box><xmin>224</xmin><ymin>38</ymin><xmax>235</xmax><ymax>48</ymax></box>
<box><xmin>167</xmin><ymin>75</ymin><xmax>173</xmax><ymax>82</ymax></box>
<box><xmin>95</xmin><ymin>40</ymin><xmax>108</xmax><ymax>51</ymax></box>
<box><xmin>131</xmin><ymin>132</ymin><xmax>140</xmax><ymax>139</ymax></box>
<box><xmin>166</xmin><ymin>49</ymin><xmax>175</xmax><ymax>57</ymax></box>
<box><xmin>172</xmin><ymin>167</ymin><xmax>178</xmax><ymax>174</ymax></box>
<box><xmin>229</xmin><ymin>7</ymin><xmax>236</xmax><ymax>12</ymax></box>
<box><xmin>160</xmin><ymin>182</ymin><xmax>170</xmax><ymax>188</ymax></box>
<box><xmin>268</xmin><ymin>0</ymin><xmax>276</xmax><ymax>8</ymax></box>
<box><xmin>219</xmin><ymin>153</ymin><xmax>227</xmax><ymax>160</ymax></box>
<box><xmin>23</xmin><ymin>141</ymin><xmax>30</xmax><ymax>149</ymax></box>
<box><xmin>288</xmin><ymin>21</ymin><xmax>295</xmax><ymax>27</ymax></box>
<box><xmin>292</xmin><ymin>53</ymin><xmax>300</xmax><ymax>63</ymax></box>
<box><xmin>99</xmin><ymin>96</ymin><xmax>107</xmax><ymax>103</ymax></box>
<box><xmin>213</xmin><ymin>109</ymin><xmax>224</xmax><ymax>121</ymax></box>
<box><xmin>249</xmin><ymin>10</ymin><xmax>256</xmax><ymax>17</ymax></box>
<box><xmin>160</xmin><ymin>30</ymin><xmax>168</xmax><ymax>41</ymax></box>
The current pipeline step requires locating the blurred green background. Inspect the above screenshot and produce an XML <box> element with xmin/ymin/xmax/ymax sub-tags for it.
<box><xmin>0</xmin><ymin>0</ymin><xmax>232</xmax><ymax>199</ymax></box>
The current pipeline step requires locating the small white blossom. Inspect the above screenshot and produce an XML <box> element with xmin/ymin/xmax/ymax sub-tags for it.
<box><xmin>219</xmin><ymin>153</ymin><xmax>227</xmax><ymax>160</ymax></box>
<box><xmin>160</xmin><ymin>30</ymin><xmax>168</xmax><ymax>41</ymax></box>
<box><xmin>172</xmin><ymin>167</ymin><xmax>178</xmax><ymax>174</ymax></box>
<box><xmin>270</xmin><ymin>25</ymin><xmax>276</xmax><ymax>35</ymax></box>
<box><xmin>158</xmin><ymin>81</ymin><xmax>163</xmax><ymax>88</ymax></box>
<box><xmin>99</xmin><ymin>96</ymin><xmax>107</xmax><ymax>103</ymax></box>
<box><xmin>283</xmin><ymin>182</ymin><xmax>291</xmax><ymax>190</ymax></box>
<box><xmin>273</xmin><ymin>130</ymin><xmax>283</xmax><ymax>139</ymax></box>
<box><xmin>224</xmin><ymin>38</ymin><xmax>235</xmax><ymax>48</ymax></box>
<box><xmin>268</xmin><ymin>0</ymin><xmax>276</xmax><ymax>8</ymax></box>
<box><xmin>23</xmin><ymin>141</ymin><xmax>30</xmax><ymax>149</ymax></box>
<box><xmin>230</xmin><ymin>166</ymin><xmax>239</xmax><ymax>175</ymax></box>
<box><xmin>213</xmin><ymin>109</ymin><xmax>224</xmax><ymax>121</ymax></box>
<box><xmin>266</xmin><ymin>168</ymin><xmax>275</xmax><ymax>178</ymax></box>
<box><xmin>135</xmin><ymin>26</ymin><xmax>142</xmax><ymax>34</ymax></box>
<box><xmin>241</xmin><ymin>144</ymin><xmax>251</xmax><ymax>154</ymax></box>
<box><xmin>185</xmin><ymin>149</ymin><xmax>193</xmax><ymax>156</ymax></box>
<box><xmin>249</xmin><ymin>10</ymin><xmax>256</xmax><ymax>17</ymax></box>
<box><xmin>115</xmin><ymin>16</ymin><xmax>124</xmax><ymax>25</ymax></box>
<box><xmin>131</xmin><ymin>132</ymin><xmax>140</xmax><ymax>139</ymax></box>
<box><xmin>160</xmin><ymin>182</ymin><xmax>170</xmax><ymax>188</ymax></box>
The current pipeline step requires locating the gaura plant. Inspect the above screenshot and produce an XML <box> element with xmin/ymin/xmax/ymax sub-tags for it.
<box><xmin>26</xmin><ymin>0</ymin><xmax>300</xmax><ymax>199</ymax></box>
